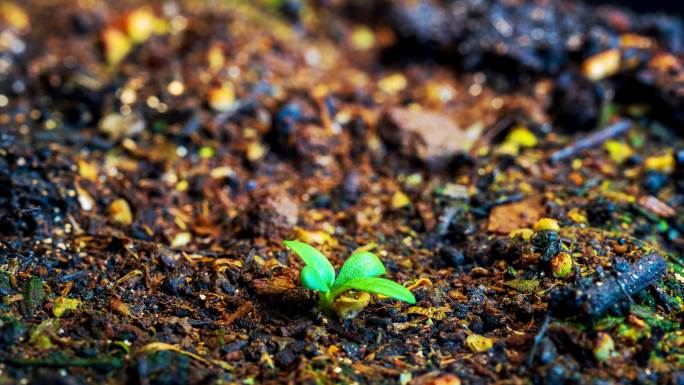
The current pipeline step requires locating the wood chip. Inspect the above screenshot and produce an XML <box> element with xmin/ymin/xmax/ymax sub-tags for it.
<box><xmin>638</xmin><ymin>195</ymin><xmax>675</xmax><ymax>218</ymax></box>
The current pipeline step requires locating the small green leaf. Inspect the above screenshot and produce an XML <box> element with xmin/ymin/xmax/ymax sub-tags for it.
<box><xmin>284</xmin><ymin>240</ymin><xmax>335</xmax><ymax>289</ymax></box>
<box><xmin>300</xmin><ymin>265</ymin><xmax>330</xmax><ymax>292</ymax></box>
<box><xmin>335</xmin><ymin>251</ymin><xmax>386</xmax><ymax>286</ymax></box>
<box><xmin>330</xmin><ymin>277</ymin><xmax>416</xmax><ymax>304</ymax></box>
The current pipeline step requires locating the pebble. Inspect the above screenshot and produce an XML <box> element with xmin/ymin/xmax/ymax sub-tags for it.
<box><xmin>381</xmin><ymin>107</ymin><xmax>468</xmax><ymax>170</ymax></box>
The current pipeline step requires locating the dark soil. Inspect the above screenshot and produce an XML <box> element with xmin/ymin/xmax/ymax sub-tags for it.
<box><xmin>1</xmin><ymin>1</ymin><xmax>684</xmax><ymax>384</ymax></box>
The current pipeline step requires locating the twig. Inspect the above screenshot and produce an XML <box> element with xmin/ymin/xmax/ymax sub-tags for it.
<box><xmin>220</xmin><ymin>301</ymin><xmax>253</xmax><ymax>327</ymax></box>
<box><xmin>527</xmin><ymin>314</ymin><xmax>551</xmax><ymax>366</ymax></box>
<box><xmin>549</xmin><ymin>119</ymin><xmax>631</xmax><ymax>163</ymax></box>
<box><xmin>548</xmin><ymin>252</ymin><xmax>667</xmax><ymax>318</ymax></box>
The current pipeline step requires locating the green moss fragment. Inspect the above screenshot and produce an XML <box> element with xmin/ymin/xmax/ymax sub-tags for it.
<box><xmin>53</xmin><ymin>297</ymin><xmax>82</xmax><ymax>318</ymax></box>
<box><xmin>630</xmin><ymin>304</ymin><xmax>680</xmax><ymax>332</ymax></box>
<box><xmin>503</xmin><ymin>279</ymin><xmax>540</xmax><ymax>293</ymax></box>
<box><xmin>21</xmin><ymin>276</ymin><xmax>45</xmax><ymax>315</ymax></box>
<box><xmin>7</xmin><ymin>351</ymin><xmax>122</xmax><ymax>370</ymax></box>
<box><xmin>594</xmin><ymin>316</ymin><xmax>623</xmax><ymax>331</ymax></box>
<box><xmin>29</xmin><ymin>318</ymin><xmax>59</xmax><ymax>350</ymax></box>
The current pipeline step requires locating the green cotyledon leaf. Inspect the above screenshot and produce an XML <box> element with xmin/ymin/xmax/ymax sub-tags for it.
<box><xmin>330</xmin><ymin>277</ymin><xmax>416</xmax><ymax>304</ymax></box>
<box><xmin>284</xmin><ymin>240</ymin><xmax>335</xmax><ymax>291</ymax></box>
<box><xmin>300</xmin><ymin>265</ymin><xmax>330</xmax><ymax>292</ymax></box>
<box><xmin>335</xmin><ymin>251</ymin><xmax>386</xmax><ymax>286</ymax></box>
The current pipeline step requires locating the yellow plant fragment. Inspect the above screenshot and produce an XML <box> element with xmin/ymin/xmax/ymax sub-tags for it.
<box><xmin>53</xmin><ymin>297</ymin><xmax>82</xmax><ymax>317</ymax></box>
<box><xmin>466</xmin><ymin>334</ymin><xmax>494</xmax><ymax>353</ymax></box>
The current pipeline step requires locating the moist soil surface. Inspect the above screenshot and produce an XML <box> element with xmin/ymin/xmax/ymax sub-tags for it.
<box><xmin>1</xmin><ymin>1</ymin><xmax>684</xmax><ymax>384</ymax></box>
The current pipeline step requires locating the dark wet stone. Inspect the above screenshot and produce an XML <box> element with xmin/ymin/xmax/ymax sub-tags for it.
<box><xmin>531</xmin><ymin>230</ymin><xmax>562</xmax><ymax>261</ymax></box>
<box><xmin>161</xmin><ymin>276</ymin><xmax>186</xmax><ymax>296</ymax></box>
<box><xmin>0</xmin><ymin>317</ymin><xmax>24</xmax><ymax>346</ymax></box>
<box><xmin>642</xmin><ymin>171</ymin><xmax>669</xmax><ymax>195</ymax></box>
<box><xmin>275</xmin><ymin>340</ymin><xmax>307</xmax><ymax>368</ymax></box>
<box><xmin>436</xmin><ymin>245</ymin><xmax>466</xmax><ymax>268</ymax></box>
<box><xmin>136</xmin><ymin>351</ymin><xmax>190</xmax><ymax>385</ymax></box>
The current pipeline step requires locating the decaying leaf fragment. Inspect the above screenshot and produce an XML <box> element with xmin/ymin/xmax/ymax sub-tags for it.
<box><xmin>139</xmin><ymin>342</ymin><xmax>233</xmax><ymax>370</ymax></box>
<box><xmin>487</xmin><ymin>196</ymin><xmax>544</xmax><ymax>234</ymax></box>
<box><xmin>53</xmin><ymin>297</ymin><xmax>81</xmax><ymax>317</ymax></box>
<box><xmin>466</xmin><ymin>334</ymin><xmax>494</xmax><ymax>353</ymax></box>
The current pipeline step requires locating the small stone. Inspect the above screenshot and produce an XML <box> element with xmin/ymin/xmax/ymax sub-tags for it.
<box><xmin>167</xmin><ymin>80</ymin><xmax>185</xmax><ymax>96</ymax></box>
<box><xmin>247</xmin><ymin>191</ymin><xmax>299</xmax><ymax>236</ymax></box>
<box><xmin>378</xmin><ymin>73</ymin><xmax>407</xmax><ymax>95</ymax></box>
<box><xmin>350</xmin><ymin>26</ymin><xmax>375</xmax><ymax>50</ymax></box>
<box><xmin>98</xmin><ymin>112</ymin><xmax>145</xmax><ymax>140</ymax></box>
<box><xmin>125</xmin><ymin>7</ymin><xmax>157</xmax><ymax>43</ymax></box>
<box><xmin>75</xmin><ymin>184</ymin><xmax>95</xmax><ymax>211</ymax></box>
<box><xmin>208</xmin><ymin>83</ymin><xmax>236</xmax><ymax>112</ymax></box>
<box><xmin>171</xmin><ymin>232</ymin><xmax>192</xmax><ymax>248</ymax></box>
<box><xmin>583</xmin><ymin>49</ymin><xmax>621</xmax><ymax>81</ymax></box>
<box><xmin>246</xmin><ymin>141</ymin><xmax>266</xmax><ymax>162</ymax></box>
<box><xmin>109</xmin><ymin>198</ymin><xmax>133</xmax><ymax>225</ymax></box>
<box><xmin>391</xmin><ymin>191</ymin><xmax>411</xmax><ymax>209</ymax></box>
<box><xmin>381</xmin><ymin>107</ymin><xmax>468</xmax><ymax>170</ymax></box>
<box><xmin>531</xmin><ymin>230</ymin><xmax>562</xmax><ymax>261</ymax></box>
<box><xmin>160</xmin><ymin>252</ymin><xmax>181</xmax><ymax>268</ymax></box>
<box><xmin>292</xmin><ymin>124</ymin><xmax>342</xmax><ymax>170</ymax></box>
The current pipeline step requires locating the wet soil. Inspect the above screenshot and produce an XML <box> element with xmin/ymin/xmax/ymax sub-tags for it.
<box><xmin>1</xmin><ymin>1</ymin><xmax>684</xmax><ymax>384</ymax></box>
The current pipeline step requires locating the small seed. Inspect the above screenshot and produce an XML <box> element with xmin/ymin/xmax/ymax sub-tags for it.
<box><xmin>551</xmin><ymin>252</ymin><xmax>573</xmax><ymax>279</ymax></box>
<box><xmin>593</xmin><ymin>332</ymin><xmax>615</xmax><ymax>361</ymax></box>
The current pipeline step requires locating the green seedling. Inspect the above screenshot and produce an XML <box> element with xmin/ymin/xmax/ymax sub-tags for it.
<box><xmin>283</xmin><ymin>240</ymin><xmax>416</xmax><ymax>316</ymax></box>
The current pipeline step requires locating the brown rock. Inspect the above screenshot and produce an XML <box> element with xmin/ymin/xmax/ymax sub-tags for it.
<box><xmin>247</xmin><ymin>190</ymin><xmax>299</xmax><ymax>237</ymax></box>
<box><xmin>294</xmin><ymin>124</ymin><xmax>343</xmax><ymax>167</ymax></box>
<box><xmin>381</xmin><ymin>107</ymin><xmax>466</xmax><ymax>169</ymax></box>
<box><xmin>487</xmin><ymin>196</ymin><xmax>545</xmax><ymax>234</ymax></box>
